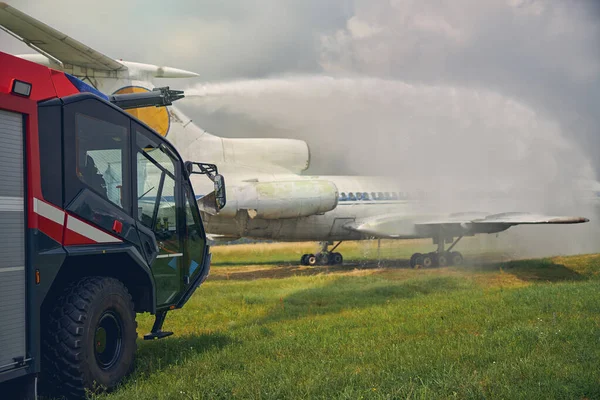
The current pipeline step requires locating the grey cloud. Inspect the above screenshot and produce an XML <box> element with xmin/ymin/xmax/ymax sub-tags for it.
<box><xmin>318</xmin><ymin>0</ymin><xmax>600</xmax><ymax>175</ymax></box>
<box><xmin>1</xmin><ymin>0</ymin><xmax>348</xmax><ymax>80</ymax></box>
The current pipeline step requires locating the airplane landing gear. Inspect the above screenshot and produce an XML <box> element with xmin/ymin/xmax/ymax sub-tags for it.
<box><xmin>300</xmin><ymin>241</ymin><xmax>344</xmax><ymax>266</ymax></box>
<box><xmin>409</xmin><ymin>236</ymin><xmax>464</xmax><ymax>268</ymax></box>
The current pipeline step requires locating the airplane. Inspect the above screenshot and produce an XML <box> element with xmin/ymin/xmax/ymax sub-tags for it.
<box><xmin>0</xmin><ymin>2</ymin><xmax>592</xmax><ymax>268</ymax></box>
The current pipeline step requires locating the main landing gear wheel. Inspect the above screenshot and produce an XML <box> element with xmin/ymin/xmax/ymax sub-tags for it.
<box><xmin>330</xmin><ymin>252</ymin><xmax>343</xmax><ymax>265</ymax></box>
<box><xmin>317</xmin><ymin>253</ymin><xmax>330</xmax><ymax>265</ymax></box>
<box><xmin>409</xmin><ymin>235</ymin><xmax>464</xmax><ymax>269</ymax></box>
<box><xmin>450</xmin><ymin>251</ymin><xmax>463</xmax><ymax>266</ymax></box>
<box><xmin>300</xmin><ymin>253</ymin><xmax>318</xmax><ymax>266</ymax></box>
<box><xmin>437</xmin><ymin>252</ymin><xmax>449</xmax><ymax>267</ymax></box>
<box><xmin>410</xmin><ymin>253</ymin><xmax>424</xmax><ymax>268</ymax></box>
<box><xmin>301</xmin><ymin>241</ymin><xmax>344</xmax><ymax>266</ymax></box>
<box><xmin>422</xmin><ymin>253</ymin><xmax>434</xmax><ymax>268</ymax></box>
<box><xmin>410</xmin><ymin>251</ymin><xmax>462</xmax><ymax>268</ymax></box>
<box><xmin>300</xmin><ymin>252</ymin><xmax>344</xmax><ymax>266</ymax></box>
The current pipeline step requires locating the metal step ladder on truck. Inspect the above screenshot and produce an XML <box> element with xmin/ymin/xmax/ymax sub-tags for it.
<box><xmin>0</xmin><ymin>51</ymin><xmax>226</xmax><ymax>399</ymax></box>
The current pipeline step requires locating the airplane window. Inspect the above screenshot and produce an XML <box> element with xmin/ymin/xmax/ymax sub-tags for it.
<box><xmin>363</xmin><ymin>192</ymin><xmax>369</xmax><ymax>200</ymax></box>
<box><xmin>371</xmin><ymin>192</ymin><xmax>377</xmax><ymax>199</ymax></box>
<box><xmin>356</xmin><ymin>192</ymin><xmax>362</xmax><ymax>200</ymax></box>
<box><xmin>391</xmin><ymin>192</ymin><xmax>398</xmax><ymax>200</ymax></box>
<box><xmin>384</xmin><ymin>192</ymin><xmax>390</xmax><ymax>200</ymax></box>
<box><xmin>377</xmin><ymin>192</ymin><xmax>384</xmax><ymax>200</ymax></box>
<box><xmin>340</xmin><ymin>192</ymin><xmax>347</xmax><ymax>201</ymax></box>
<box><xmin>349</xmin><ymin>192</ymin><xmax>356</xmax><ymax>201</ymax></box>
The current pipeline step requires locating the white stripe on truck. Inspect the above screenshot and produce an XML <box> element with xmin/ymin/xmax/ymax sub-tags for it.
<box><xmin>66</xmin><ymin>215</ymin><xmax>122</xmax><ymax>243</ymax></box>
<box><xmin>33</xmin><ymin>198</ymin><xmax>65</xmax><ymax>225</ymax></box>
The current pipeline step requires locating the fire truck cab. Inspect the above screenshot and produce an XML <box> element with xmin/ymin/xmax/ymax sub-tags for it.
<box><xmin>0</xmin><ymin>51</ymin><xmax>221</xmax><ymax>399</ymax></box>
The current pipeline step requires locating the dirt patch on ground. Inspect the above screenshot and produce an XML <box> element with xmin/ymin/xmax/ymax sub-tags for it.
<box><xmin>207</xmin><ymin>253</ymin><xmax>515</xmax><ymax>281</ymax></box>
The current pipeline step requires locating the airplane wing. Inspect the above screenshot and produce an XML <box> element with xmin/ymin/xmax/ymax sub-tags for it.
<box><xmin>346</xmin><ymin>212</ymin><xmax>589</xmax><ymax>239</ymax></box>
<box><xmin>0</xmin><ymin>2</ymin><xmax>126</xmax><ymax>71</ymax></box>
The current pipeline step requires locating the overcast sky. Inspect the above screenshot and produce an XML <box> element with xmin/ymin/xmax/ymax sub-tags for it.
<box><xmin>1</xmin><ymin>0</ymin><xmax>599</xmax><ymax>178</ymax></box>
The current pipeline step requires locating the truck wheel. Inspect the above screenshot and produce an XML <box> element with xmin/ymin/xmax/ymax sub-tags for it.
<box><xmin>41</xmin><ymin>276</ymin><xmax>137</xmax><ymax>398</ymax></box>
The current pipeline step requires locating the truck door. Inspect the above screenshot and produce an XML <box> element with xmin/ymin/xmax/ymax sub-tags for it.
<box><xmin>179</xmin><ymin>183</ymin><xmax>208</xmax><ymax>298</ymax></box>
<box><xmin>134</xmin><ymin>124</ymin><xmax>185</xmax><ymax>308</ymax></box>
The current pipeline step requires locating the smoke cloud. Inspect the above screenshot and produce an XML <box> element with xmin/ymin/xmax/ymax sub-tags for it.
<box><xmin>2</xmin><ymin>0</ymin><xmax>600</xmax><ymax>256</ymax></box>
<box><xmin>185</xmin><ymin>76</ymin><xmax>593</xmax><ymax>213</ymax></box>
<box><xmin>176</xmin><ymin>0</ymin><xmax>600</xmax><ymax>178</ymax></box>
<box><xmin>178</xmin><ymin>0</ymin><xmax>600</xmax><ymax>256</ymax></box>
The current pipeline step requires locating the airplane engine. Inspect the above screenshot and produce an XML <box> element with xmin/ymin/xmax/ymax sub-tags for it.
<box><xmin>220</xmin><ymin>180</ymin><xmax>338</xmax><ymax>219</ymax></box>
<box><xmin>222</xmin><ymin>138</ymin><xmax>310</xmax><ymax>174</ymax></box>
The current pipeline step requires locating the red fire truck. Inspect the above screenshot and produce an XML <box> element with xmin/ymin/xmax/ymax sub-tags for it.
<box><xmin>0</xmin><ymin>51</ymin><xmax>224</xmax><ymax>399</ymax></box>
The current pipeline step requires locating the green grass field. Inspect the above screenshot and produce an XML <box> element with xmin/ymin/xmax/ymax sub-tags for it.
<box><xmin>95</xmin><ymin>241</ymin><xmax>600</xmax><ymax>400</ymax></box>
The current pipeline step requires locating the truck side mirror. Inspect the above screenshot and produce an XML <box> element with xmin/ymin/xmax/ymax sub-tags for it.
<box><xmin>214</xmin><ymin>174</ymin><xmax>226</xmax><ymax>210</ymax></box>
<box><xmin>184</xmin><ymin>162</ymin><xmax>226</xmax><ymax>212</ymax></box>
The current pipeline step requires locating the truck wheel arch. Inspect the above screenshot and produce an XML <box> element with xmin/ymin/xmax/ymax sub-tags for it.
<box><xmin>42</xmin><ymin>246</ymin><xmax>156</xmax><ymax>315</ymax></box>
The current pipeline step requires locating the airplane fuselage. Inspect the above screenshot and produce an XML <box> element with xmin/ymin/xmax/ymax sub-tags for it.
<box><xmin>196</xmin><ymin>173</ymin><xmax>600</xmax><ymax>242</ymax></box>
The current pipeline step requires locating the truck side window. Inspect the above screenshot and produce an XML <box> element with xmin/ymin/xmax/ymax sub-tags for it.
<box><xmin>136</xmin><ymin>153</ymin><xmax>162</xmax><ymax>227</ymax></box>
<box><xmin>75</xmin><ymin>113</ymin><xmax>128</xmax><ymax>210</ymax></box>
<box><xmin>135</xmin><ymin>130</ymin><xmax>177</xmax><ymax>230</ymax></box>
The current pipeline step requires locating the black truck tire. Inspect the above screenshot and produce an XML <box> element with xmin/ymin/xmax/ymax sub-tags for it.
<box><xmin>41</xmin><ymin>276</ymin><xmax>137</xmax><ymax>399</ymax></box>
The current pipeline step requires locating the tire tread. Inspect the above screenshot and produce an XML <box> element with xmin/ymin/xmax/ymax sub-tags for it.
<box><xmin>41</xmin><ymin>276</ymin><xmax>137</xmax><ymax>399</ymax></box>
